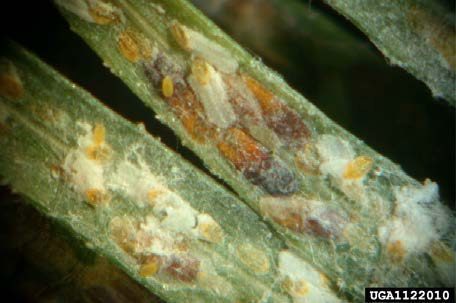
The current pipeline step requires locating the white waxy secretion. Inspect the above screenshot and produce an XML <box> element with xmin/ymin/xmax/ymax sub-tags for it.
<box><xmin>109</xmin><ymin>160</ymin><xmax>164</xmax><ymax>208</ymax></box>
<box><xmin>188</xmin><ymin>59</ymin><xmax>236</xmax><ymax>129</ymax></box>
<box><xmin>62</xmin><ymin>122</ymin><xmax>107</xmax><ymax>200</ymax></box>
<box><xmin>109</xmin><ymin>151</ymin><xmax>223</xmax><ymax>241</ymax></box>
<box><xmin>278</xmin><ymin>250</ymin><xmax>343</xmax><ymax>303</ymax></box>
<box><xmin>316</xmin><ymin>134</ymin><xmax>355</xmax><ymax>179</ymax></box>
<box><xmin>316</xmin><ymin>134</ymin><xmax>374</xmax><ymax>202</ymax></box>
<box><xmin>378</xmin><ymin>180</ymin><xmax>450</xmax><ymax>259</ymax></box>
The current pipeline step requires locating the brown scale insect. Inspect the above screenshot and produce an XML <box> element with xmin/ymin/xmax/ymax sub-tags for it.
<box><xmin>164</xmin><ymin>255</ymin><xmax>200</xmax><ymax>283</ymax></box>
<box><xmin>302</xmin><ymin>207</ymin><xmax>347</xmax><ymax>239</ymax></box>
<box><xmin>242</xmin><ymin>75</ymin><xmax>311</xmax><ymax>149</ymax></box>
<box><xmin>139</xmin><ymin>254</ymin><xmax>200</xmax><ymax>283</ymax></box>
<box><xmin>142</xmin><ymin>56</ymin><xmax>215</xmax><ymax>143</ymax></box>
<box><xmin>260</xmin><ymin>197</ymin><xmax>347</xmax><ymax>238</ymax></box>
<box><xmin>223</xmin><ymin>74</ymin><xmax>267</xmax><ymax>130</ymax></box>
<box><xmin>218</xmin><ymin>128</ymin><xmax>298</xmax><ymax>195</ymax></box>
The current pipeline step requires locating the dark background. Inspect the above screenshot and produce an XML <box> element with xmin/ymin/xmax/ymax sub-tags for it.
<box><xmin>0</xmin><ymin>0</ymin><xmax>454</xmax><ymax>301</ymax></box>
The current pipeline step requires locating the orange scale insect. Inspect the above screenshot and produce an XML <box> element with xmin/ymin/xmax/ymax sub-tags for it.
<box><xmin>168</xmin><ymin>81</ymin><xmax>216</xmax><ymax>142</ymax></box>
<box><xmin>139</xmin><ymin>254</ymin><xmax>164</xmax><ymax>277</ymax></box>
<box><xmin>270</xmin><ymin>208</ymin><xmax>305</xmax><ymax>233</ymax></box>
<box><xmin>217</xmin><ymin>128</ymin><xmax>269</xmax><ymax>171</ymax></box>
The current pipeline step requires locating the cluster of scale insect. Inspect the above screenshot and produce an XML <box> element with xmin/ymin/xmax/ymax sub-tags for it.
<box><xmin>115</xmin><ymin>20</ymin><xmax>379</xmax><ymax>242</ymax></box>
<box><xmin>61</xmin><ymin>4</ymin><xmax>452</xmax><ymax>266</ymax></box>
<box><xmin>56</xmin><ymin>120</ymin><xmax>228</xmax><ymax>285</ymax></box>
<box><xmin>133</xmin><ymin>22</ymin><xmax>313</xmax><ymax>196</ymax></box>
